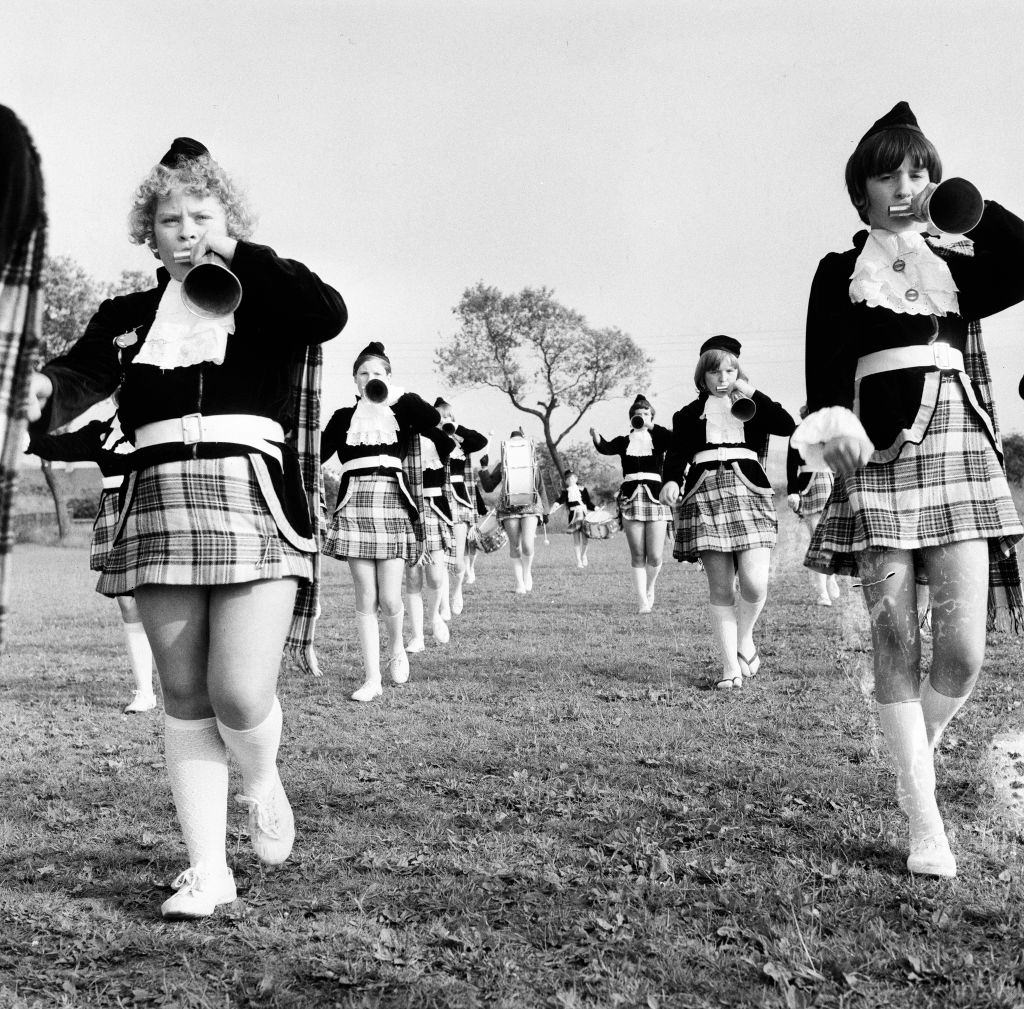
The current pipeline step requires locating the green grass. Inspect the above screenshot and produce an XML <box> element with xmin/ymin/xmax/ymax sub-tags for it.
<box><xmin>1</xmin><ymin>509</ymin><xmax>1023</xmax><ymax>1008</ymax></box>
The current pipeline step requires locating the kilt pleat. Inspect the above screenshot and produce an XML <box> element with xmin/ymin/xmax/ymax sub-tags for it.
<box><xmin>807</xmin><ymin>374</ymin><xmax>1024</xmax><ymax>575</ymax></box>
<box><xmin>796</xmin><ymin>471</ymin><xmax>834</xmax><ymax>518</ymax></box>
<box><xmin>323</xmin><ymin>474</ymin><xmax>418</xmax><ymax>561</ymax></box>
<box><xmin>673</xmin><ymin>465</ymin><xmax>777</xmax><ymax>562</ymax></box>
<box><xmin>424</xmin><ymin>502</ymin><xmax>453</xmax><ymax>555</ymax></box>
<box><xmin>90</xmin><ymin>489</ymin><xmax>119</xmax><ymax>572</ymax></box>
<box><xmin>619</xmin><ymin>485</ymin><xmax>672</xmax><ymax>523</ymax></box>
<box><xmin>97</xmin><ymin>456</ymin><xmax>314</xmax><ymax>596</ymax></box>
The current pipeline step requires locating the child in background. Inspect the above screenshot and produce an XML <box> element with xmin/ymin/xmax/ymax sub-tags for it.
<box><xmin>551</xmin><ymin>470</ymin><xmax>595</xmax><ymax>568</ymax></box>
<box><xmin>661</xmin><ymin>336</ymin><xmax>795</xmax><ymax>689</ymax></box>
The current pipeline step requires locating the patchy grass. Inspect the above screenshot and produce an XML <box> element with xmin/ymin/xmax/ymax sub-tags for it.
<box><xmin>1</xmin><ymin>509</ymin><xmax>1023</xmax><ymax>1008</ymax></box>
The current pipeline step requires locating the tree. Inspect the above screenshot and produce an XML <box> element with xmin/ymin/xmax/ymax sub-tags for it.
<box><xmin>36</xmin><ymin>257</ymin><xmax>151</xmax><ymax>540</ymax></box>
<box><xmin>436</xmin><ymin>283</ymin><xmax>651</xmax><ymax>478</ymax></box>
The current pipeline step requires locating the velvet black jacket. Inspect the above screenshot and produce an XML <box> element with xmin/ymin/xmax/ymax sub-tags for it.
<box><xmin>594</xmin><ymin>425</ymin><xmax>672</xmax><ymax>499</ymax></box>
<box><xmin>663</xmin><ymin>391</ymin><xmax>796</xmax><ymax>497</ymax></box>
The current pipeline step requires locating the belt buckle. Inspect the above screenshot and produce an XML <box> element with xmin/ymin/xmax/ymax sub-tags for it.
<box><xmin>181</xmin><ymin>413</ymin><xmax>204</xmax><ymax>445</ymax></box>
<box><xmin>932</xmin><ymin>343</ymin><xmax>953</xmax><ymax>370</ymax></box>
<box><xmin>716</xmin><ymin>446</ymin><xmax>729</xmax><ymax>463</ymax></box>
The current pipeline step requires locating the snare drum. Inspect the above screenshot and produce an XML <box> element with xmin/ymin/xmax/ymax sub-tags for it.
<box><xmin>584</xmin><ymin>508</ymin><xmax>619</xmax><ymax>539</ymax></box>
<box><xmin>472</xmin><ymin>510</ymin><xmax>508</xmax><ymax>553</ymax></box>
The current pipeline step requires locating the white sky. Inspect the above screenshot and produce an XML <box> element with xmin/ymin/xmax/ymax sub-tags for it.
<box><xmin>5</xmin><ymin>0</ymin><xmax>1024</xmax><ymax>448</ymax></box>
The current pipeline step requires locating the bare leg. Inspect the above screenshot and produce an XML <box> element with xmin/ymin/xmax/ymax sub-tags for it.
<box><xmin>451</xmin><ymin>522</ymin><xmax>468</xmax><ymax>613</ymax></box>
<box><xmin>519</xmin><ymin>515</ymin><xmax>539</xmax><ymax>590</ymax></box>
<box><xmin>644</xmin><ymin>519</ymin><xmax>667</xmax><ymax>607</ymax></box>
<box><xmin>504</xmin><ymin>517</ymin><xmax>525</xmax><ymax>592</ymax></box>
<box><xmin>700</xmin><ymin>551</ymin><xmax>741</xmax><ymax>688</ymax></box>
<box><xmin>624</xmin><ymin>519</ymin><xmax>649</xmax><ymax>611</ymax></box>
<box><xmin>735</xmin><ymin>547</ymin><xmax>770</xmax><ymax>673</ymax></box>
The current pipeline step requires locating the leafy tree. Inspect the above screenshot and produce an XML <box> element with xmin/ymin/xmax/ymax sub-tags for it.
<box><xmin>1003</xmin><ymin>432</ymin><xmax>1024</xmax><ymax>485</ymax></box>
<box><xmin>436</xmin><ymin>283</ymin><xmax>651</xmax><ymax>478</ymax></box>
<box><xmin>36</xmin><ymin>257</ymin><xmax>151</xmax><ymax>540</ymax></box>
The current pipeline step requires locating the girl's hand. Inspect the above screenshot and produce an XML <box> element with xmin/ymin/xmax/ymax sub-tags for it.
<box><xmin>191</xmin><ymin>232</ymin><xmax>238</xmax><ymax>266</ymax></box>
<box><xmin>823</xmin><ymin>435</ymin><xmax>872</xmax><ymax>476</ymax></box>
<box><xmin>26</xmin><ymin>372</ymin><xmax>52</xmax><ymax>423</ymax></box>
<box><xmin>589</xmin><ymin>427</ymin><xmax>599</xmax><ymax>443</ymax></box>
<box><xmin>787</xmin><ymin>493</ymin><xmax>801</xmax><ymax>513</ymax></box>
<box><xmin>660</xmin><ymin>481</ymin><xmax>680</xmax><ymax>506</ymax></box>
<box><xmin>731</xmin><ymin>378</ymin><xmax>755</xmax><ymax>398</ymax></box>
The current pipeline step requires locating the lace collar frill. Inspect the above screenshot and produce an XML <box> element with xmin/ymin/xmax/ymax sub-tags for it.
<box><xmin>625</xmin><ymin>428</ymin><xmax>654</xmax><ymax>456</ymax></box>
<box><xmin>131</xmin><ymin>280</ymin><xmax>234</xmax><ymax>369</ymax></box>
<box><xmin>345</xmin><ymin>386</ymin><xmax>405</xmax><ymax>446</ymax></box>
<box><xmin>849</xmin><ymin>229</ymin><xmax>959</xmax><ymax>317</ymax></box>
<box><xmin>701</xmin><ymin>394</ymin><xmax>745</xmax><ymax>445</ymax></box>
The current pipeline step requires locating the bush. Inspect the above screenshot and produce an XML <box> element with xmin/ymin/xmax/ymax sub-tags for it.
<box><xmin>68</xmin><ymin>495</ymin><xmax>100</xmax><ymax>520</ymax></box>
<box><xmin>1003</xmin><ymin>433</ymin><xmax>1024</xmax><ymax>485</ymax></box>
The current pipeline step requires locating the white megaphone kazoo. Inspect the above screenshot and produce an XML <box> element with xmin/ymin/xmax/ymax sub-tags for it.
<box><xmin>173</xmin><ymin>250</ymin><xmax>243</xmax><ymax>319</ymax></box>
<box><xmin>888</xmin><ymin>177</ymin><xmax>983</xmax><ymax>235</ymax></box>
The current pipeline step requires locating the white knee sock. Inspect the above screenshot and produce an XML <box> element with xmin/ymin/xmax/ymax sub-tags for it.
<box><xmin>122</xmin><ymin>620</ymin><xmax>154</xmax><ymax>694</ymax></box>
<box><xmin>381</xmin><ymin>607</ymin><xmax>405</xmax><ymax>658</ymax></box>
<box><xmin>406</xmin><ymin>592</ymin><xmax>424</xmax><ymax>642</ymax></box>
<box><xmin>355</xmin><ymin>609</ymin><xmax>381</xmax><ymax>684</ymax></box>
<box><xmin>631</xmin><ymin>566</ymin><xmax>647</xmax><ymax>603</ymax></box>
<box><xmin>522</xmin><ymin>553</ymin><xmax>534</xmax><ymax>584</ymax></box>
<box><xmin>920</xmin><ymin>680</ymin><xmax>970</xmax><ymax>749</ymax></box>
<box><xmin>217</xmin><ymin>697</ymin><xmax>282</xmax><ymax>800</ymax></box>
<box><xmin>164</xmin><ymin>715</ymin><xmax>229</xmax><ymax>873</ymax></box>
<box><xmin>737</xmin><ymin>594</ymin><xmax>765</xmax><ymax>656</ymax></box>
<box><xmin>645</xmin><ymin>563</ymin><xmax>662</xmax><ymax>599</ymax></box>
<box><xmin>877</xmin><ymin>700</ymin><xmax>946</xmax><ymax>843</ymax></box>
<box><xmin>427</xmin><ymin>581</ymin><xmax>442</xmax><ymax>625</ymax></box>
<box><xmin>812</xmin><ymin>571</ymin><xmax>828</xmax><ymax>598</ymax></box>
<box><xmin>511</xmin><ymin>557</ymin><xmax>525</xmax><ymax>589</ymax></box>
<box><xmin>709</xmin><ymin>604</ymin><xmax>740</xmax><ymax>678</ymax></box>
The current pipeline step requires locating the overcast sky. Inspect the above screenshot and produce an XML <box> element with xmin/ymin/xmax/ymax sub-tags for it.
<box><xmin>6</xmin><ymin>0</ymin><xmax>1024</xmax><ymax>448</ymax></box>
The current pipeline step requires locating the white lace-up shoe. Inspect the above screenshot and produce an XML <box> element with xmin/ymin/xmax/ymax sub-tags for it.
<box><xmin>907</xmin><ymin>834</ymin><xmax>957</xmax><ymax>877</ymax></box>
<box><xmin>161</xmin><ymin>866</ymin><xmax>236</xmax><ymax>919</ymax></box>
<box><xmin>236</xmin><ymin>778</ymin><xmax>295</xmax><ymax>865</ymax></box>
<box><xmin>124</xmin><ymin>690</ymin><xmax>157</xmax><ymax>713</ymax></box>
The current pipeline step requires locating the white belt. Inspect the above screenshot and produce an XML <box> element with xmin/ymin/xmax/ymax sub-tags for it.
<box><xmin>134</xmin><ymin>414</ymin><xmax>284</xmax><ymax>466</ymax></box>
<box><xmin>101</xmin><ymin>475</ymin><xmax>124</xmax><ymax>490</ymax></box>
<box><xmin>692</xmin><ymin>447</ymin><xmax>757</xmax><ymax>465</ymax></box>
<box><xmin>855</xmin><ymin>343</ymin><xmax>965</xmax><ymax>381</ymax></box>
<box><xmin>624</xmin><ymin>471</ymin><xmax>662</xmax><ymax>482</ymax></box>
<box><xmin>423</xmin><ymin>487</ymin><xmax>443</xmax><ymax>498</ymax></box>
<box><xmin>450</xmin><ymin>474</ymin><xmax>466</xmax><ymax>482</ymax></box>
<box><xmin>340</xmin><ymin>454</ymin><xmax>402</xmax><ymax>474</ymax></box>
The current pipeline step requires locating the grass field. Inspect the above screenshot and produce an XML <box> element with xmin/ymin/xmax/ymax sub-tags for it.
<box><xmin>1</xmin><ymin>508</ymin><xmax>1023</xmax><ymax>1008</ymax></box>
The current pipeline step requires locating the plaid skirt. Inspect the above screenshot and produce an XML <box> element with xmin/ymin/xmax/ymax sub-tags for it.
<box><xmin>565</xmin><ymin>504</ymin><xmax>587</xmax><ymax>533</ymax></box>
<box><xmin>673</xmin><ymin>465</ymin><xmax>778</xmax><ymax>562</ymax></box>
<box><xmin>97</xmin><ymin>456</ymin><xmax>314</xmax><ymax>597</ymax></box>
<box><xmin>424</xmin><ymin>500</ymin><xmax>454</xmax><ymax>555</ymax></box>
<box><xmin>323</xmin><ymin>474</ymin><xmax>419</xmax><ymax>562</ymax></box>
<box><xmin>450</xmin><ymin>488</ymin><xmax>476</xmax><ymax>526</ymax></box>
<box><xmin>90</xmin><ymin>489</ymin><xmax>120</xmax><ymax>572</ymax></box>
<box><xmin>796</xmin><ymin>471</ymin><xmax>834</xmax><ymax>518</ymax></box>
<box><xmin>807</xmin><ymin>375</ymin><xmax>1024</xmax><ymax>575</ymax></box>
<box><xmin>619</xmin><ymin>485</ymin><xmax>672</xmax><ymax>523</ymax></box>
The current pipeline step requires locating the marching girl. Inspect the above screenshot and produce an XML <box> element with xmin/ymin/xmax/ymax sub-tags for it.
<box><xmin>27</xmin><ymin>137</ymin><xmax>346</xmax><ymax>918</ymax></box>
<box><xmin>551</xmin><ymin>470</ymin><xmax>595</xmax><ymax>568</ymax></box>
<box><xmin>321</xmin><ymin>342</ymin><xmax>440</xmax><ymax>697</ymax></box>
<box><xmin>785</xmin><ymin>407</ymin><xmax>841</xmax><ymax>607</ymax></box>
<box><xmin>661</xmin><ymin>336</ymin><xmax>796</xmax><ymax>689</ymax></box>
<box><xmin>478</xmin><ymin>429</ymin><xmax>548</xmax><ymax>594</ymax></box>
<box><xmin>403</xmin><ymin>424</ymin><xmax>454</xmax><ymax>651</ymax></box>
<box><xmin>464</xmin><ymin>458</ymin><xmax>496</xmax><ymax>585</ymax></box>
<box><xmin>592</xmin><ymin>394</ymin><xmax>673</xmax><ymax>611</ymax></box>
<box><xmin>28</xmin><ymin>405</ymin><xmax>158</xmax><ymax>712</ymax></box>
<box><xmin>793</xmin><ymin>102</ymin><xmax>1024</xmax><ymax>877</ymax></box>
<box><xmin>434</xmin><ymin>398</ymin><xmax>487</xmax><ymax>616</ymax></box>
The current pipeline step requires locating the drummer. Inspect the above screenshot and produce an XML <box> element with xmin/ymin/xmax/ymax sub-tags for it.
<box><xmin>551</xmin><ymin>470</ymin><xmax>595</xmax><ymax>568</ymax></box>
<box><xmin>591</xmin><ymin>394</ymin><xmax>673</xmax><ymax>612</ymax></box>
<box><xmin>478</xmin><ymin>429</ymin><xmax>548</xmax><ymax>594</ymax></box>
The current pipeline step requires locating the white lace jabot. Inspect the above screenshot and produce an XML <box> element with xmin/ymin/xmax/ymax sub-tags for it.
<box><xmin>346</xmin><ymin>386</ymin><xmax>405</xmax><ymax>446</ymax></box>
<box><xmin>849</xmin><ymin>229</ymin><xmax>959</xmax><ymax>316</ymax></box>
<box><xmin>701</xmin><ymin>394</ymin><xmax>745</xmax><ymax>444</ymax></box>
<box><xmin>131</xmin><ymin>280</ymin><xmax>234</xmax><ymax>369</ymax></box>
<box><xmin>625</xmin><ymin>428</ymin><xmax>654</xmax><ymax>456</ymax></box>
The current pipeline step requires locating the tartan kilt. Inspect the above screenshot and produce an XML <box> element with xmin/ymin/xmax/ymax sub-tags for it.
<box><xmin>323</xmin><ymin>474</ymin><xmax>419</xmax><ymax>562</ymax></box>
<box><xmin>796</xmin><ymin>471</ymin><xmax>834</xmax><ymax>518</ymax></box>
<box><xmin>90</xmin><ymin>489</ymin><xmax>120</xmax><ymax>572</ymax></box>
<box><xmin>673</xmin><ymin>465</ymin><xmax>778</xmax><ymax>562</ymax></box>
<box><xmin>424</xmin><ymin>500</ymin><xmax>453</xmax><ymax>555</ymax></box>
<box><xmin>97</xmin><ymin>456</ymin><xmax>314</xmax><ymax>597</ymax></box>
<box><xmin>565</xmin><ymin>504</ymin><xmax>587</xmax><ymax>533</ymax></box>
<box><xmin>451</xmin><ymin>496</ymin><xmax>476</xmax><ymax>526</ymax></box>
<box><xmin>619</xmin><ymin>485</ymin><xmax>672</xmax><ymax>523</ymax></box>
<box><xmin>806</xmin><ymin>375</ymin><xmax>1024</xmax><ymax>575</ymax></box>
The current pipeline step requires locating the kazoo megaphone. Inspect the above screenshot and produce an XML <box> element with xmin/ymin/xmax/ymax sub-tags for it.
<box><xmin>728</xmin><ymin>388</ymin><xmax>756</xmax><ymax>422</ymax></box>
<box><xmin>363</xmin><ymin>377</ymin><xmax>390</xmax><ymax>404</ymax></box>
<box><xmin>888</xmin><ymin>177</ymin><xmax>983</xmax><ymax>235</ymax></box>
<box><xmin>441</xmin><ymin>421</ymin><xmax>456</xmax><ymax>434</ymax></box>
<box><xmin>630</xmin><ymin>415</ymin><xmax>648</xmax><ymax>430</ymax></box>
<box><xmin>173</xmin><ymin>250</ymin><xmax>243</xmax><ymax>319</ymax></box>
